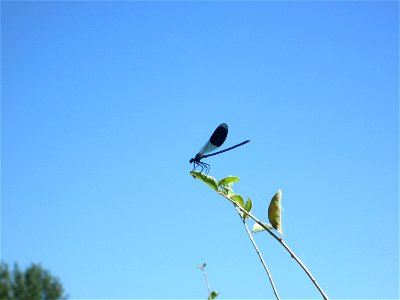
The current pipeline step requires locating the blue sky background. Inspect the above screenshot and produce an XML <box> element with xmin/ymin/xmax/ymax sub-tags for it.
<box><xmin>1</xmin><ymin>1</ymin><xmax>398</xmax><ymax>299</ymax></box>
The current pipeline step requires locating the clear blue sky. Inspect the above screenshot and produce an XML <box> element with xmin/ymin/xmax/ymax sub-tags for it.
<box><xmin>2</xmin><ymin>1</ymin><xmax>398</xmax><ymax>299</ymax></box>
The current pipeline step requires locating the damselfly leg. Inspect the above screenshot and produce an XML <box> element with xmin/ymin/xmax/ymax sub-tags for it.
<box><xmin>193</xmin><ymin>161</ymin><xmax>210</xmax><ymax>174</ymax></box>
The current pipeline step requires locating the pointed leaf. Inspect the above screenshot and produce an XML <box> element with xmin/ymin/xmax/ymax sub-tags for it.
<box><xmin>244</xmin><ymin>197</ymin><xmax>253</xmax><ymax>213</ymax></box>
<box><xmin>268</xmin><ymin>190</ymin><xmax>282</xmax><ymax>235</ymax></box>
<box><xmin>230</xmin><ymin>194</ymin><xmax>244</xmax><ymax>208</ymax></box>
<box><xmin>243</xmin><ymin>197</ymin><xmax>253</xmax><ymax>220</ymax></box>
<box><xmin>218</xmin><ymin>176</ymin><xmax>240</xmax><ymax>186</ymax></box>
<box><xmin>190</xmin><ymin>171</ymin><xmax>218</xmax><ymax>191</ymax></box>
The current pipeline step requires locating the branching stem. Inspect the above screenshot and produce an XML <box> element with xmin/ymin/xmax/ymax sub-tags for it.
<box><xmin>235</xmin><ymin>207</ymin><xmax>280</xmax><ymax>300</ymax></box>
<box><xmin>220</xmin><ymin>191</ymin><xmax>329</xmax><ymax>300</ymax></box>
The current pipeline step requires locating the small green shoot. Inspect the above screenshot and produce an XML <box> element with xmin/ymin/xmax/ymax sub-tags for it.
<box><xmin>191</xmin><ymin>171</ymin><xmax>329</xmax><ymax>299</ymax></box>
<box><xmin>209</xmin><ymin>291</ymin><xmax>219</xmax><ymax>300</ymax></box>
<box><xmin>197</xmin><ymin>262</ymin><xmax>218</xmax><ymax>300</ymax></box>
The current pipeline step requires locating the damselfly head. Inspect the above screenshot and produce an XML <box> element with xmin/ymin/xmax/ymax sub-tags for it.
<box><xmin>190</xmin><ymin>153</ymin><xmax>202</xmax><ymax>164</ymax></box>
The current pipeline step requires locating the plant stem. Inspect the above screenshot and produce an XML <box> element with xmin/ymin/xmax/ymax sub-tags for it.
<box><xmin>220</xmin><ymin>191</ymin><xmax>329</xmax><ymax>300</ymax></box>
<box><xmin>235</xmin><ymin>207</ymin><xmax>280</xmax><ymax>300</ymax></box>
<box><xmin>199</xmin><ymin>266</ymin><xmax>211</xmax><ymax>297</ymax></box>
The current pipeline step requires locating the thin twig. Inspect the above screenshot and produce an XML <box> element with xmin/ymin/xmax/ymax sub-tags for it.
<box><xmin>235</xmin><ymin>207</ymin><xmax>280</xmax><ymax>300</ymax></box>
<box><xmin>220</xmin><ymin>191</ymin><xmax>329</xmax><ymax>300</ymax></box>
<box><xmin>198</xmin><ymin>264</ymin><xmax>211</xmax><ymax>297</ymax></box>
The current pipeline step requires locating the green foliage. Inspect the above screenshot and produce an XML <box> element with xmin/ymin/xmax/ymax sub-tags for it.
<box><xmin>191</xmin><ymin>172</ymin><xmax>328</xmax><ymax>299</ymax></box>
<box><xmin>219</xmin><ymin>186</ymin><xmax>235</xmax><ymax>197</ymax></box>
<box><xmin>0</xmin><ymin>263</ymin><xmax>12</xmax><ymax>300</ymax></box>
<box><xmin>191</xmin><ymin>171</ymin><xmax>219</xmax><ymax>191</ymax></box>
<box><xmin>0</xmin><ymin>262</ymin><xmax>67</xmax><ymax>300</ymax></box>
<box><xmin>217</xmin><ymin>176</ymin><xmax>240</xmax><ymax>186</ymax></box>
<box><xmin>268</xmin><ymin>190</ymin><xmax>283</xmax><ymax>235</ymax></box>
<box><xmin>197</xmin><ymin>262</ymin><xmax>218</xmax><ymax>300</ymax></box>
<box><xmin>191</xmin><ymin>171</ymin><xmax>283</xmax><ymax>235</ymax></box>
<box><xmin>209</xmin><ymin>290</ymin><xmax>219</xmax><ymax>300</ymax></box>
<box><xmin>230</xmin><ymin>194</ymin><xmax>244</xmax><ymax>209</ymax></box>
<box><xmin>243</xmin><ymin>197</ymin><xmax>253</xmax><ymax>220</ymax></box>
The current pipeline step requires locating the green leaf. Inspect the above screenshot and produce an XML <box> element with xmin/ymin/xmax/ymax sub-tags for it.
<box><xmin>220</xmin><ymin>186</ymin><xmax>235</xmax><ymax>197</ymax></box>
<box><xmin>252</xmin><ymin>222</ymin><xmax>274</xmax><ymax>233</ymax></box>
<box><xmin>230</xmin><ymin>194</ymin><xmax>244</xmax><ymax>208</ymax></box>
<box><xmin>243</xmin><ymin>197</ymin><xmax>253</xmax><ymax>220</ymax></box>
<box><xmin>218</xmin><ymin>176</ymin><xmax>240</xmax><ymax>186</ymax></box>
<box><xmin>244</xmin><ymin>197</ymin><xmax>252</xmax><ymax>212</ymax></box>
<box><xmin>190</xmin><ymin>171</ymin><xmax>219</xmax><ymax>191</ymax></box>
<box><xmin>209</xmin><ymin>291</ymin><xmax>219</xmax><ymax>300</ymax></box>
<box><xmin>268</xmin><ymin>190</ymin><xmax>283</xmax><ymax>235</ymax></box>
